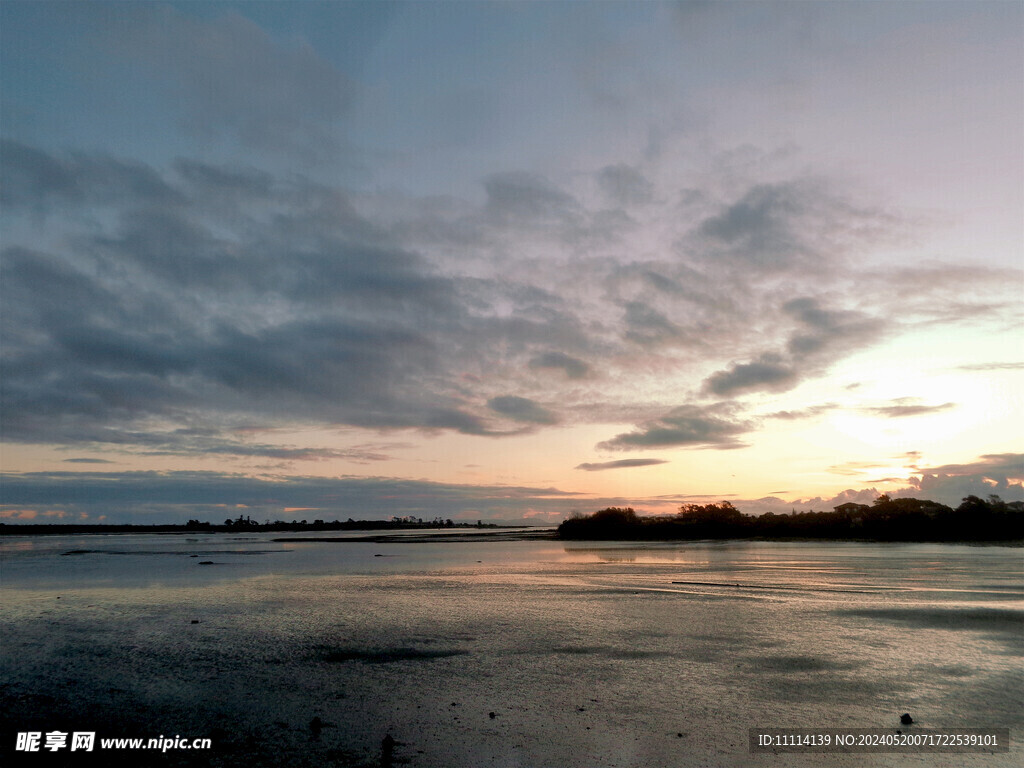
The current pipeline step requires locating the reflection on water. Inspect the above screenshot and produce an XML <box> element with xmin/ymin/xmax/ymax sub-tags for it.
<box><xmin>1</xmin><ymin>532</ymin><xmax>1021</xmax><ymax>767</ymax></box>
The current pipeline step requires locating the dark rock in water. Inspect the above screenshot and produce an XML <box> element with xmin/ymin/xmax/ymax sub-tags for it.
<box><xmin>382</xmin><ymin>734</ymin><xmax>396</xmax><ymax>764</ymax></box>
<box><xmin>190</xmin><ymin>620</ymin><xmax>200</xmax><ymax>624</ymax></box>
<box><xmin>900</xmin><ymin>713</ymin><xmax>914</xmax><ymax>725</ymax></box>
<box><xmin>489</xmin><ymin>712</ymin><xmax>496</xmax><ymax>719</ymax></box>
<box><xmin>198</xmin><ymin>561</ymin><xmax>214</xmax><ymax>565</ymax></box>
<box><xmin>309</xmin><ymin>717</ymin><xmax>323</xmax><ymax>735</ymax></box>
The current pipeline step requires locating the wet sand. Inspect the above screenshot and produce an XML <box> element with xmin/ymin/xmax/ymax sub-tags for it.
<box><xmin>2</xmin><ymin>534</ymin><xmax>1021</xmax><ymax>766</ymax></box>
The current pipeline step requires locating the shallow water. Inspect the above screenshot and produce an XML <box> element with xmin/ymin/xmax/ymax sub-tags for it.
<box><xmin>2</xmin><ymin>533</ymin><xmax>1021</xmax><ymax>766</ymax></box>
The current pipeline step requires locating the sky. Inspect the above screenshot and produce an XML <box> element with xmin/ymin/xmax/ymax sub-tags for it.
<box><xmin>1</xmin><ymin>0</ymin><xmax>1022</xmax><ymax>525</ymax></box>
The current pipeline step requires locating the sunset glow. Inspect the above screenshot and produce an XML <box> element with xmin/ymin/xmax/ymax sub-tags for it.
<box><xmin>1</xmin><ymin>1</ymin><xmax>1021</xmax><ymax>524</ymax></box>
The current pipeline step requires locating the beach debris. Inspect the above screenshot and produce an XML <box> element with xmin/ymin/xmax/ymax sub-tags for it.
<box><xmin>900</xmin><ymin>713</ymin><xmax>914</xmax><ymax>725</ymax></box>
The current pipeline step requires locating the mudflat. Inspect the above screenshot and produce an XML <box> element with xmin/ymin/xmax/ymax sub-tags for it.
<box><xmin>2</xmin><ymin>533</ymin><xmax>1021</xmax><ymax>767</ymax></box>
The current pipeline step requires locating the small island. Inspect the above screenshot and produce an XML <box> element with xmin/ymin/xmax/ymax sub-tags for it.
<box><xmin>557</xmin><ymin>494</ymin><xmax>1024</xmax><ymax>542</ymax></box>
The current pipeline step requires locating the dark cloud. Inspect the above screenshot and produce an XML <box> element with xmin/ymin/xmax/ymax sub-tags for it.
<box><xmin>597</xmin><ymin>404</ymin><xmax>750</xmax><ymax>451</ymax></box>
<box><xmin>622</xmin><ymin>301</ymin><xmax>683</xmax><ymax>346</ymax></box>
<box><xmin>575</xmin><ymin>459</ymin><xmax>668</xmax><ymax>471</ymax></box>
<box><xmin>704</xmin><ymin>354</ymin><xmax>797</xmax><ymax>396</ymax></box>
<box><xmin>6</xmin><ymin>144</ymin><xmax>606</xmax><ymax>447</ymax></box>
<box><xmin>172</xmin><ymin>158</ymin><xmax>276</xmax><ymax>201</ymax></box>
<box><xmin>528</xmin><ymin>351</ymin><xmax>590</xmax><ymax>380</ymax></box>
<box><xmin>483</xmin><ymin>172</ymin><xmax>579</xmax><ymax>223</ymax></box>
<box><xmin>639</xmin><ymin>270</ymin><xmax>689</xmax><ymax>296</ymax></box>
<box><xmin>130</xmin><ymin>434</ymin><xmax>394</xmax><ymax>464</ymax></box>
<box><xmin>782</xmin><ymin>298</ymin><xmax>885</xmax><ymax>360</ymax></box>
<box><xmin>0</xmin><ymin>139</ymin><xmax>181</xmax><ymax>211</ymax></box>
<box><xmin>487</xmin><ymin>396</ymin><xmax>558</xmax><ymax>425</ymax></box>
<box><xmin>62</xmin><ymin>458</ymin><xmax>115</xmax><ymax>464</ymax></box>
<box><xmin>687</xmin><ymin>179</ymin><xmax>896</xmax><ymax>274</ymax></box>
<box><xmin>862</xmin><ymin>400</ymin><xmax>956</xmax><ymax>418</ymax></box>
<box><xmin>696</xmin><ymin>183</ymin><xmax>806</xmax><ymax>264</ymax></box>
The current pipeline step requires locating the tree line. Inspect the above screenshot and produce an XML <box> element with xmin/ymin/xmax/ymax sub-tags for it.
<box><xmin>557</xmin><ymin>495</ymin><xmax>1024</xmax><ymax>542</ymax></box>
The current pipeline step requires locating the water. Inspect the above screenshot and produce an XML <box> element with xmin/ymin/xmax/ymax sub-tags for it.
<box><xmin>2</xmin><ymin>532</ymin><xmax>1021</xmax><ymax>766</ymax></box>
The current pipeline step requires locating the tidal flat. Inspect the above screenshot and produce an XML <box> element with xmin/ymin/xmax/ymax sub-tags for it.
<box><xmin>2</xmin><ymin>532</ymin><xmax>1021</xmax><ymax>767</ymax></box>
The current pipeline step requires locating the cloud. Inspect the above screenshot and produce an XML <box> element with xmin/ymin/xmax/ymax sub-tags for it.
<box><xmin>575</xmin><ymin>459</ymin><xmax>668</xmax><ymax>471</ymax></box>
<box><xmin>0</xmin><ymin>470</ymin><xmax>599</xmax><ymax>524</ymax></box>
<box><xmin>782</xmin><ymin>297</ymin><xmax>886</xmax><ymax>360</ymax></box>
<box><xmin>704</xmin><ymin>355</ymin><xmax>797</xmax><ymax>396</ymax></box>
<box><xmin>128</xmin><ymin>434</ymin><xmax>396</xmax><ymax>464</ymax></box>
<box><xmin>483</xmin><ymin>172</ymin><xmax>579</xmax><ymax>223</ymax></box>
<box><xmin>597</xmin><ymin>404</ymin><xmax>750</xmax><ymax>451</ymax></box>
<box><xmin>101</xmin><ymin>6</ymin><xmax>353</xmax><ymax>159</ymax></box>
<box><xmin>701</xmin><ymin>297</ymin><xmax>885</xmax><ymax>397</ymax></box>
<box><xmin>528</xmin><ymin>351</ymin><xmax>590</xmax><ymax>380</ymax></box>
<box><xmin>826</xmin><ymin>461</ymin><xmax>885</xmax><ymax>477</ymax></box>
<box><xmin>954</xmin><ymin>362</ymin><xmax>1024</xmax><ymax>371</ymax></box>
<box><xmin>622</xmin><ymin>301</ymin><xmax>684</xmax><ymax>346</ymax></box>
<box><xmin>768</xmin><ymin>454</ymin><xmax>1024</xmax><ymax>510</ymax></box>
<box><xmin>487</xmin><ymin>396</ymin><xmax>558</xmax><ymax>425</ymax></box>
<box><xmin>862</xmin><ymin>400</ymin><xmax>956</xmax><ymax>418</ymax></box>
<box><xmin>763</xmin><ymin>403</ymin><xmax>839</xmax><ymax>420</ymax></box>
<box><xmin>907</xmin><ymin>453</ymin><xmax>1024</xmax><ymax>504</ymax></box>
<box><xmin>0</xmin><ymin>139</ymin><xmax>181</xmax><ymax>212</ymax></box>
<box><xmin>173</xmin><ymin>158</ymin><xmax>275</xmax><ymax>200</ymax></box>
<box><xmin>688</xmin><ymin>180</ymin><xmax>895</xmax><ymax>273</ymax></box>
<box><xmin>3</xmin><ymin>145</ymin><xmax>572</xmax><ymax>446</ymax></box>
<box><xmin>597</xmin><ymin>164</ymin><xmax>653</xmax><ymax>206</ymax></box>
<box><xmin>0</xmin><ymin>134</ymin><xmax>1012</xmax><ymax>463</ymax></box>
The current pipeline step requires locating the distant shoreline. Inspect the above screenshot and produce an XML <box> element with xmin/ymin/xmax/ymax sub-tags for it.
<box><xmin>0</xmin><ymin>521</ymin><xmax>520</xmax><ymax>536</ymax></box>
